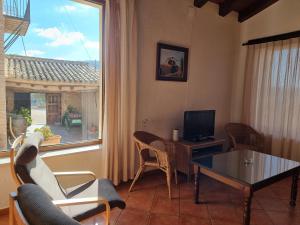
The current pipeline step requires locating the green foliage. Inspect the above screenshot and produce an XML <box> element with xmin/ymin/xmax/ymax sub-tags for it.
<box><xmin>18</xmin><ymin>107</ymin><xmax>32</xmax><ymax>126</ymax></box>
<box><xmin>34</xmin><ymin>126</ymin><xmax>54</xmax><ymax>140</ymax></box>
<box><xmin>67</xmin><ymin>105</ymin><xmax>78</xmax><ymax>113</ymax></box>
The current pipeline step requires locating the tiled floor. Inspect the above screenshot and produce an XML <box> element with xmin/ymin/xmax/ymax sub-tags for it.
<box><xmin>1</xmin><ymin>171</ymin><xmax>300</xmax><ymax>225</ymax></box>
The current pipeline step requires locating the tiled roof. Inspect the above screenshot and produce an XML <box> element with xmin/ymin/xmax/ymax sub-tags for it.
<box><xmin>5</xmin><ymin>55</ymin><xmax>99</xmax><ymax>83</ymax></box>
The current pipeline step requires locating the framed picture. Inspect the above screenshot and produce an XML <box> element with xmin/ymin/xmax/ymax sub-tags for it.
<box><xmin>156</xmin><ymin>43</ymin><xmax>189</xmax><ymax>82</ymax></box>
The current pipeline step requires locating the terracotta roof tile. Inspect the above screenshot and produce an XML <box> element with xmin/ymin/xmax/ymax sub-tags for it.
<box><xmin>5</xmin><ymin>54</ymin><xmax>99</xmax><ymax>83</ymax></box>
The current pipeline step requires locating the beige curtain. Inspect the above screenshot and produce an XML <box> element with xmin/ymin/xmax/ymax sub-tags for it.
<box><xmin>243</xmin><ymin>38</ymin><xmax>300</xmax><ymax>161</ymax></box>
<box><xmin>102</xmin><ymin>0</ymin><xmax>137</xmax><ymax>185</ymax></box>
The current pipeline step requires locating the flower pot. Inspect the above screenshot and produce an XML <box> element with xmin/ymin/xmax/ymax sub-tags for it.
<box><xmin>11</xmin><ymin>114</ymin><xmax>27</xmax><ymax>136</ymax></box>
<box><xmin>41</xmin><ymin>135</ymin><xmax>62</xmax><ymax>146</ymax></box>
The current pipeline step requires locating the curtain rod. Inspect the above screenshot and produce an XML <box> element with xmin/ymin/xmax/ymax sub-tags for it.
<box><xmin>242</xmin><ymin>30</ymin><xmax>300</xmax><ymax>46</ymax></box>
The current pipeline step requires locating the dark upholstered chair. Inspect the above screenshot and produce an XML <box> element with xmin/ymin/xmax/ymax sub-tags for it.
<box><xmin>10</xmin><ymin>133</ymin><xmax>126</xmax><ymax>225</ymax></box>
<box><xmin>10</xmin><ymin>184</ymin><xmax>82</xmax><ymax>225</ymax></box>
<box><xmin>225</xmin><ymin>123</ymin><xmax>265</xmax><ymax>152</ymax></box>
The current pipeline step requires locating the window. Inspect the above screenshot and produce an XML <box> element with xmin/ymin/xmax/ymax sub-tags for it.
<box><xmin>3</xmin><ymin>0</ymin><xmax>103</xmax><ymax>150</ymax></box>
<box><xmin>243</xmin><ymin>38</ymin><xmax>300</xmax><ymax>159</ymax></box>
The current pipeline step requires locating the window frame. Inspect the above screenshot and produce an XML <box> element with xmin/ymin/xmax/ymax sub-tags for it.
<box><xmin>1</xmin><ymin>0</ymin><xmax>106</xmax><ymax>155</ymax></box>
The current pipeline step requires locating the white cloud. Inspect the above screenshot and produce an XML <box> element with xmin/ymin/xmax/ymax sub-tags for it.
<box><xmin>57</xmin><ymin>5</ymin><xmax>77</xmax><ymax>12</ymax></box>
<box><xmin>33</xmin><ymin>27</ymin><xmax>85</xmax><ymax>47</ymax></box>
<box><xmin>56</xmin><ymin>4</ymin><xmax>92</xmax><ymax>13</ymax></box>
<box><xmin>21</xmin><ymin>50</ymin><xmax>45</xmax><ymax>57</ymax></box>
<box><xmin>84</xmin><ymin>40</ymin><xmax>99</xmax><ymax>49</ymax></box>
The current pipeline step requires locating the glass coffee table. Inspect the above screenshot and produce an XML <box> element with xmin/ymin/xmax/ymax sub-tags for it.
<box><xmin>192</xmin><ymin>149</ymin><xmax>300</xmax><ymax>225</ymax></box>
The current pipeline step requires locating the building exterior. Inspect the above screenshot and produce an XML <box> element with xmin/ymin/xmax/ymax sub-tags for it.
<box><xmin>4</xmin><ymin>54</ymin><xmax>100</xmax><ymax>144</ymax></box>
<box><xmin>5</xmin><ymin>54</ymin><xmax>99</xmax><ymax>118</ymax></box>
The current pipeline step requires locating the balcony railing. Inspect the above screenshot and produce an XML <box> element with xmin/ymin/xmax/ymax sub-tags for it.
<box><xmin>3</xmin><ymin>0</ymin><xmax>30</xmax><ymax>21</ymax></box>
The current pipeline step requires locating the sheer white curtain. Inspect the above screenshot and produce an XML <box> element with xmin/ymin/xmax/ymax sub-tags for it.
<box><xmin>243</xmin><ymin>38</ymin><xmax>300</xmax><ymax>161</ymax></box>
<box><xmin>102</xmin><ymin>0</ymin><xmax>137</xmax><ymax>185</ymax></box>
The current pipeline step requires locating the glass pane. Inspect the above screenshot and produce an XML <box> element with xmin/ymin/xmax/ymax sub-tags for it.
<box><xmin>5</xmin><ymin>0</ymin><xmax>102</xmax><ymax>149</ymax></box>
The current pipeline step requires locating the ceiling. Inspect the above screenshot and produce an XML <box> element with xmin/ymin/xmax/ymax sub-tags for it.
<box><xmin>194</xmin><ymin>0</ymin><xmax>279</xmax><ymax>22</ymax></box>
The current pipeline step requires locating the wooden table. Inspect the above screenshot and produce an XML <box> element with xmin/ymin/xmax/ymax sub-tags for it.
<box><xmin>174</xmin><ymin>137</ymin><xmax>226</xmax><ymax>182</ymax></box>
<box><xmin>192</xmin><ymin>150</ymin><xmax>300</xmax><ymax>225</ymax></box>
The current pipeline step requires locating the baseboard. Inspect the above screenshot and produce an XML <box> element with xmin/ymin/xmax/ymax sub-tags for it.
<box><xmin>0</xmin><ymin>207</ymin><xmax>9</xmax><ymax>216</ymax></box>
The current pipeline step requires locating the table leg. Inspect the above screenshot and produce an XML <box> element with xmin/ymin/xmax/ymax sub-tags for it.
<box><xmin>290</xmin><ymin>170</ymin><xmax>299</xmax><ymax>207</ymax></box>
<box><xmin>194</xmin><ymin>166</ymin><xmax>200</xmax><ymax>204</ymax></box>
<box><xmin>243</xmin><ymin>188</ymin><xmax>253</xmax><ymax>225</ymax></box>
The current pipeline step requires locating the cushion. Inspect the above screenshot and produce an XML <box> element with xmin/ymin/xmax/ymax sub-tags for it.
<box><xmin>63</xmin><ymin>179</ymin><xmax>126</xmax><ymax>221</ymax></box>
<box><xmin>17</xmin><ymin>184</ymin><xmax>80</xmax><ymax>225</ymax></box>
<box><xmin>24</xmin><ymin>156</ymin><xmax>67</xmax><ymax>200</ymax></box>
<box><xmin>14</xmin><ymin>132</ymin><xmax>66</xmax><ymax>200</ymax></box>
<box><xmin>15</xmin><ymin>132</ymin><xmax>44</xmax><ymax>165</ymax></box>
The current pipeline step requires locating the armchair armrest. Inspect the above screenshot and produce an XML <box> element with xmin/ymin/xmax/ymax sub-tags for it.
<box><xmin>53</xmin><ymin>197</ymin><xmax>108</xmax><ymax>207</ymax></box>
<box><xmin>53</xmin><ymin>197</ymin><xmax>110</xmax><ymax>225</ymax></box>
<box><xmin>53</xmin><ymin>171</ymin><xmax>96</xmax><ymax>179</ymax></box>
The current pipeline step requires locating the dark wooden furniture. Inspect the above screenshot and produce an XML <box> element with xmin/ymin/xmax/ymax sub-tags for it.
<box><xmin>174</xmin><ymin>137</ymin><xmax>226</xmax><ymax>182</ymax></box>
<box><xmin>194</xmin><ymin>0</ymin><xmax>279</xmax><ymax>22</ymax></box>
<box><xmin>192</xmin><ymin>150</ymin><xmax>300</xmax><ymax>225</ymax></box>
<box><xmin>225</xmin><ymin>123</ymin><xmax>264</xmax><ymax>152</ymax></box>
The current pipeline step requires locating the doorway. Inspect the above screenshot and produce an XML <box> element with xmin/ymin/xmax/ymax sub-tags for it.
<box><xmin>46</xmin><ymin>93</ymin><xmax>61</xmax><ymax>124</ymax></box>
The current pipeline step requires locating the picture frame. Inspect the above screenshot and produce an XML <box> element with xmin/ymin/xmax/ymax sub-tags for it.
<box><xmin>156</xmin><ymin>43</ymin><xmax>189</xmax><ymax>82</ymax></box>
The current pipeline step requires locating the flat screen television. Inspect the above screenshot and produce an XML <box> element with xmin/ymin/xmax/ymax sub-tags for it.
<box><xmin>183</xmin><ymin>110</ymin><xmax>215</xmax><ymax>142</ymax></box>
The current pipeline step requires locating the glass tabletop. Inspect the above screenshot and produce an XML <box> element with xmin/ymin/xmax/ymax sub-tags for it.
<box><xmin>192</xmin><ymin>150</ymin><xmax>300</xmax><ymax>185</ymax></box>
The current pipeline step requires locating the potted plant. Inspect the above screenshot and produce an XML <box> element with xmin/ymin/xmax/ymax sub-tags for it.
<box><xmin>34</xmin><ymin>126</ymin><xmax>61</xmax><ymax>146</ymax></box>
<box><xmin>10</xmin><ymin>107</ymin><xmax>32</xmax><ymax>136</ymax></box>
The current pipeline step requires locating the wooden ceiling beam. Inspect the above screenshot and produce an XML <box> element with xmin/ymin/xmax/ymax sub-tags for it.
<box><xmin>219</xmin><ymin>0</ymin><xmax>236</xmax><ymax>17</ymax></box>
<box><xmin>194</xmin><ymin>0</ymin><xmax>209</xmax><ymax>8</ymax></box>
<box><xmin>238</xmin><ymin>0</ymin><xmax>279</xmax><ymax>22</ymax></box>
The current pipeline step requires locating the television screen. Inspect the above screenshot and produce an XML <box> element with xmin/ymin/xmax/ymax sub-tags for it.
<box><xmin>183</xmin><ymin>110</ymin><xmax>215</xmax><ymax>141</ymax></box>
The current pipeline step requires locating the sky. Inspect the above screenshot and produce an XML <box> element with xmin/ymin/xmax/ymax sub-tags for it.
<box><xmin>5</xmin><ymin>0</ymin><xmax>101</xmax><ymax>61</ymax></box>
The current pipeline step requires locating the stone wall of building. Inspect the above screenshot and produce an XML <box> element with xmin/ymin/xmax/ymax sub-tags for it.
<box><xmin>6</xmin><ymin>88</ymin><xmax>14</xmax><ymax>113</ymax></box>
<box><xmin>0</xmin><ymin>1</ymin><xmax>7</xmax><ymax>149</ymax></box>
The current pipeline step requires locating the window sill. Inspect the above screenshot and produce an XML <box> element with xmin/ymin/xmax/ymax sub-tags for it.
<box><xmin>0</xmin><ymin>144</ymin><xmax>102</xmax><ymax>165</ymax></box>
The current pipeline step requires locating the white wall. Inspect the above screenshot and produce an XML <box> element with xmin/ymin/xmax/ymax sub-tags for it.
<box><xmin>136</xmin><ymin>0</ymin><xmax>240</xmax><ymax>139</ymax></box>
<box><xmin>231</xmin><ymin>0</ymin><xmax>300</xmax><ymax>121</ymax></box>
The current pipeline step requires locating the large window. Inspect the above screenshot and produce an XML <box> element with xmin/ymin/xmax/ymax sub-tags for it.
<box><xmin>4</xmin><ymin>0</ymin><xmax>103</xmax><ymax>149</ymax></box>
<box><xmin>243</xmin><ymin>38</ymin><xmax>300</xmax><ymax>160</ymax></box>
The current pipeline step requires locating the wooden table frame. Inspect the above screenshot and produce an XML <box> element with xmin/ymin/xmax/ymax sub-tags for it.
<box><xmin>194</xmin><ymin>165</ymin><xmax>300</xmax><ymax>225</ymax></box>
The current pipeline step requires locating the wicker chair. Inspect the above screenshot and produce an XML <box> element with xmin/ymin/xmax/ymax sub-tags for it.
<box><xmin>129</xmin><ymin>131</ymin><xmax>177</xmax><ymax>199</ymax></box>
<box><xmin>225</xmin><ymin>123</ymin><xmax>265</xmax><ymax>152</ymax></box>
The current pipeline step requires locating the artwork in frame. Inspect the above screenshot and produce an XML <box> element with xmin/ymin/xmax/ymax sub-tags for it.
<box><xmin>156</xmin><ymin>43</ymin><xmax>189</xmax><ymax>82</ymax></box>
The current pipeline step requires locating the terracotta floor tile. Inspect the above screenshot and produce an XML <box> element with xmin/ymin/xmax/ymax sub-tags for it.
<box><xmin>116</xmin><ymin>209</ymin><xmax>149</xmax><ymax>225</ymax></box>
<box><xmin>235</xmin><ymin>208</ymin><xmax>273</xmax><ymax>225</ymax></box>
<box><xmin>151</xmin><ymin>196</ymin><xmax>179</xmax><ymax>215</ymax></box>
<box><xmin>179</xmin><ymin>215</ymin><xmax>212</xmax><ymax>225</ymax></box>
<box><xmin>271</xmin><ymin>187</ymin><xmax>291</xmax><ymax>200</ymax></box>
<box><xmin>254</xmin><ymin>188</ymin><xmax>277</xmax><ymax>199</ymax></box>
<box><xmin>3</xmin><ymin>171</ymin><xmax>300</xmax><ymax>225</ymax></box>
<box><xmin>207</xmin><ymin>204</ymin><xmax>242</xmax><ymax>223</ymax></box>
<box><xmin>266</xmin><ymin>210</ymin><xmax>300</xmax><ymax>225</ymax></box>
<box><xmin>211</xmin><ymin>219</ymin><xmax>242</xmax><ymax>225</ymax></box>
<box><xmin>180</xmin><ymin>199</ymin><xmax>210</xmax><ymax>219</ymax></box>
<box><xmin>148</xmin><ymin>213</ymin><xmax>179</xmax><ymax>225</ymax></box>
<box><xmin>257</xmin><ymin>197</ymin><xmax>290</xmax><ymax>212</ymax></box>
<box><xmin>155</xmin><ymin>183</ymin><xmax>180</xmax><ymax>199</ymax></box>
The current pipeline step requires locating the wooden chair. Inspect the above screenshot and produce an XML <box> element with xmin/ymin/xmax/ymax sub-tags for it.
<box><xmin>129</xmin><ymin>131</ymin><xmax>177</xmax><ymax>199</ymax></box>
<box><xmin>225</xmin><ymin>123</ymin><xmax>265</xmax><ymax>152</ymax></box>
<box><xmin>10</xmin><ymin>132</ymin><xmax>126</xmax><ymax>225</ymax></box>
<box><xmin>9</xmin><ymin>183</ymin><xmax>108</xmax><ymax>225</ymax></box>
